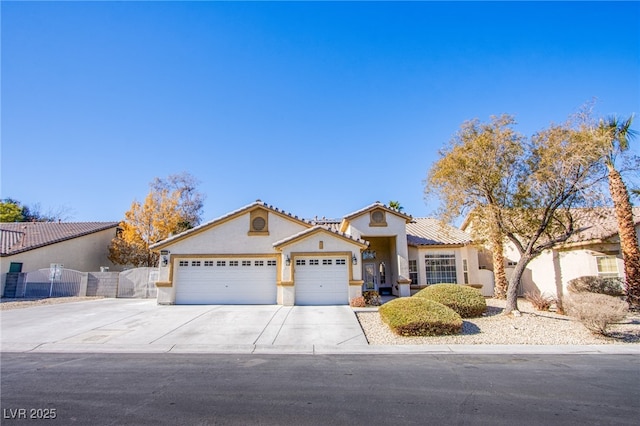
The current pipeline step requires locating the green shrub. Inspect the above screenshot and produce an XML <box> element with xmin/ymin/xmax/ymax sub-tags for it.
<box><xmin>379</xmin><ymin>297</ymin><xmax>463</xmax><ymax>336</ymax></box>
<box><xmin>564</xmin><ymin>293</ymin><xmax>628</xmax><ymax>336</ymax></box>
<box><xmin>363</xmin><ymin>290</ymin><xmax>381</xmax><ymax>306</ymax></box>
<box><xmin>567</xmin><ymin>276</ymin><xmax>624</xmax><ymax>297</ymax></box>
<box><xmin>414</xmin><ymin>284</ymin><xmax>487</xmax><ymax>318</ymax></box>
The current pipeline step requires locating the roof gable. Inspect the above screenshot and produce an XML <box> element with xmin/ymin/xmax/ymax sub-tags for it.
<box><xmin>340</xmin><ymin>201</ymin><xmax>412</xmax><ymax>232</ymax></box>
<box><xmin>151</xmin><ymin>200</ymin><xmax>313</xmax><ymax>250</ymax></box>
<box><xmin>273</xmin><ymin>225</ymin><xmax>368</xmax><ymax>249</ymax></box>
<box><xmin>0</xmin><ymin>222</ymin><xmax>119</xmax><ymax>256</ymax></box>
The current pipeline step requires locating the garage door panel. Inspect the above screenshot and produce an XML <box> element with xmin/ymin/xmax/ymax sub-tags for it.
<box><xmin>295</xmin><ymin>256</ymin><xmax>348</xmax><ymax>306</ymax></box>
<box><xmin>175</xmin><ymin>258</ymin><xmax>276</xmax><ymax>304</ymax></box>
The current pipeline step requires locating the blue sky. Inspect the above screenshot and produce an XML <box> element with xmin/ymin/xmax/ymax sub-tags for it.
<box><xmin>2</xmin><ymin>1</ymin><xmax>639</xmax><ymax>223</ymax></box>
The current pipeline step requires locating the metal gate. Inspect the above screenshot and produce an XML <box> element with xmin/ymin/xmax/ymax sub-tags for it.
<box><xmin>19</xmin><ymin>268</ymin><xmax>83</xmax><ymax>298</ymax></box>
<box><xmin>116</xmin><ymin>267</ymin><xmax>158</xmax><ymax>299</ymax></box>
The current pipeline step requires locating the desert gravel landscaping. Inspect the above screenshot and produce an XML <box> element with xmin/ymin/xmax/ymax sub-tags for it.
<box><xmin>357</xmin><ymin>298</ymin><xmax>640</xmax><ymax>345</ymax></box>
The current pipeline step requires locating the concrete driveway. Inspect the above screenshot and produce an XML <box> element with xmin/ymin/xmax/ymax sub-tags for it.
<box><xmin>1</xmin><ymin>299</ymin><xmax>368</xmax><ymax>354</ymax></box>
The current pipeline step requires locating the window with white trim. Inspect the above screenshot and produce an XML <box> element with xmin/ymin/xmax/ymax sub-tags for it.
<box><xmin>596</xmin><ymin>256</ymin><xmax>619</xmax><ymax>278</ymax></box>
<box><xmin>409</xmin><ymin>260</ymin><xmax>418</xmax><ymax>284</ymax></box>
<box><xmin>191</xmin><ymin>261</ymin><xmax>201</xmax><ymax>267</ymax></box>
<box><xmin>296</xmin><ymin>259</ymin><xmax>306</xmax><ymax>266</ymax></box>
<box><xmin>179</xmin><ymin>260</ymin><xmax>189</xmax><ymax>267</ymax></box>
<box><xmin>229</xmin><ymin>260</ymin><xmax>239</xmax><ymax>267</ymax></box>
<box><xmin>255</xmin><ymin>260</ymin><xmax>264</xmax><ymax>266</ymax></box>
<box><xmin>309</xmin><ymin>259</ymin><xmax>319</xmax><ymax>265</ymax></box>
<box><xmin>204</xmin><ymin>261</ymin><xmax>214</xmax><ymax>267</ymax></box>
<box><xmin>242</xmin><ymin>260</ymin><xmax>251</xmax><ymax>266</ymax></box>
<box><xmin>336</xmin><ymin>258</ymin><xmax>346</xmax><ymax>265</ymax></box>
<box><xmin>267</xmin><ymin>260</ymin><xmax>276</xmax><ymax>266</ymax></box>
<box><xmin>217</xmin><ymin>260</ymin><xmax>226</xmax><ymax>267</ymax></box>
<box><xmin>323</xmin><ymin>259</ymin><xmax>332</xmax><ymax>265</ymax></box>
<box><xmin>425</xmin><ymin>254</ymin><xmax>457</xmax><ymax>284</ymax></box>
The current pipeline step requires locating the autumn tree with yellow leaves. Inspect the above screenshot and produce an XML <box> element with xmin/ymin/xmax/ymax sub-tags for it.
<box><xmin>109</xmin><ymin>173</ymin><xmax>204</xmax><ymax>267</ymax></box>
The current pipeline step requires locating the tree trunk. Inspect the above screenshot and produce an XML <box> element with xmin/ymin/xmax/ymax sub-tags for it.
<box><xmin>504</xmin><ymin>255</ymin><xmax>531</xmax><ymax>314</ymax></box>
<box><xmin>608</xmin><ymin>166</ymin><xmax>640</xmax><ymax>308</ymax></box>
<box><xmin>491</xmin><ymin>235</ymin><xmax>508</xmax><ymax>299</ymax></box>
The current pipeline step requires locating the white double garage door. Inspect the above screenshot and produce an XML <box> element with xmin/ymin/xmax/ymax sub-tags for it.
<box><xmin>174</xmin><ymin>256</ymin><xmax>349</xmax><ymax>305</ymax></box>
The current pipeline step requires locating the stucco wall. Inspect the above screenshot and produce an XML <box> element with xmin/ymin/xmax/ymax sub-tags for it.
<box><xmin>1</xmin><ymin>227</ymin><xmax>120</xmax><ymax>295</ymax></box>
<box><xmin>161</xmin><ymin>212</ymin><xmax>308</xmax><ymax>254</ymax></box>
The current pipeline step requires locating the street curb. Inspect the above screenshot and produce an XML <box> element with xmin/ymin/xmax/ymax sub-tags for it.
<box><xmin>2</xmin><ymin>343</ymin><xmax>638</xmax><ymax>355</ymax></box>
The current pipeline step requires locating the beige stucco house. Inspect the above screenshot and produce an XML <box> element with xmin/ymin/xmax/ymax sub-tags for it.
<box><xmin>1</xmin><ymin>222</ymin><xmax>120</xmax><ymax>295</ymax></box>
<box><xmin>465</xmin><ymin>207</ymin><xmax>640</xmax><ymax>297</ymax></box>
<box><xmin>151</xmin><ymin>200</ymin><xmax>488</xmax><ymax>306</ymax></box>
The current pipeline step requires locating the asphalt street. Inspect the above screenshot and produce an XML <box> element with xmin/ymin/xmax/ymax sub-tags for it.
<box><xmin>1</xmin><ymin>353</ymin><xmax>638</xmax><ymax>425</ymax></box>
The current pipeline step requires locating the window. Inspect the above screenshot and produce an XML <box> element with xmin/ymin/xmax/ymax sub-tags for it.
<box><xmin>229</xmin><ymin>260</ymin><xmax>239</xmax><ymax>267</ymax></box>
<box><xmin>255</xmin><ymin>260</ymin><xmax>264</xmax><ymax>266</ymax></box>
<box><xmin>217</xmin><ymin>260</ymin><xmax>226</xmax><ymax>267</ymax></box>
<box><xmin>309</xmin><ymin>259</ymin><xmax>319</xmax><ymax>265</ymax></box>
<box><xmin>191</xmin><ymin>261</ymin><xmax>201</xmax><ymax>267</ymax></box>
<box><xmin>204</xmin><ymin>261</ymin><xmax>214</xmax><ymax>267</ymax></box>
<box><xmin>242</xmin><ymin>260</ymin><xmax>251</xmax><ymax>266</ymax></box>
<box><xmin>296</xmin><ymin>259</ymin><xmax>306</xmax><ymax>266</ymax></box>
<box><xmin>425</xmin><ymin>254</ymin><xmax>457</xmax><ymax>284</ymax></box>
<box><xmin>322</xmin><ymin>259</ymin><xmax>332</xmax><ymax>265</ymax></box>
<box><xmin>463</xmin><ymin>259</ymin><xmax>469</xmax><ymax>284</ymax></box>
<box><xmin>409</xmin><ymin>260</ymin><xmax>418</xmax><ymax>284</ymax></box>
<box><xmin>596</xmin><ymin>256</ymin><xmax>618</xmax><ymax>278</ymax></box>
<box><xmin>336</xmin><ymin>258</ymin><xmax>346</xmax><ymax>265</ymax></box>
<box><xmin>179</xmin><ymin>260</ymin><xmax>189</xmax><ymax>267</ymax></box>
<box><xmin>267</xmin><ymin>260</ymin><xmax>276</xmax><ymax>266</ymax></box>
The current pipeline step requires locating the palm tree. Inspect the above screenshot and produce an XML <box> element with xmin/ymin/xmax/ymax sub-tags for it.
<box><xmin>599</xmin><ymin>115</ymin><xmax>640</xmax><ymax>308</ymax></box>
<box><xmin>388</xmin><ymin>201</ymin><xmax>404</xmax><ymax>212</ymax></box>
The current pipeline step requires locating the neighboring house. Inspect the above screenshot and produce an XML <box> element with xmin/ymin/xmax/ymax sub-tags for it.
<box><xmin>150</xmin><ymin>200</ymin><xmax>487</xmax><ymax>306</ymax></box>
<box><xmin>1</xmin><ymin>222</ymin><xmax>121</xmax><ymax>295</ymax></box>
<box><xmin>466</xmin><ymin>207</ymin><xmax>640</xmax><ymax>297</ymax></box>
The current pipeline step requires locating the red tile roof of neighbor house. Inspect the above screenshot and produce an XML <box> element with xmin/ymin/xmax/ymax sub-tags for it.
<box><xmin>0</xmin><ymin>222</ymin><xmax>119</xmax><ymax>256</ymax></box>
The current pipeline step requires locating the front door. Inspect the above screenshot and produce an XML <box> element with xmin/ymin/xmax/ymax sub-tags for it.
<box><xmin>363</xmin><ymin>262</ymin><xmax>377</xmax><ymax>291</ymax></box>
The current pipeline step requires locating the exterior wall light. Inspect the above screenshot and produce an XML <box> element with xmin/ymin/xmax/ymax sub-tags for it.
<box><xmin>286</xmin><ymin>255</ymin><xmax>291</xmax><ymax>266</ymax></box>
<box><xmin>160</xmin><ymin>250</ymin><xmax>170</xmax><ymax>267</ymax></box>
<box><xmin>352</xmin><ymin>254</ymin><xmax>358</xmax><ymax>265</ymax></box>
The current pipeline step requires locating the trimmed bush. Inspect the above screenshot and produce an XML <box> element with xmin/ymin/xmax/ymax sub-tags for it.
<box><xmin>567</xmin><ymin>276</ymin><xmax>624</xmax><ymax>297</ymax></box>
<box><xmin>564</xmin><ymin>293</ymin><xmax>628</xmax><ymax>336</ymax></box>
<box><xmin>363</xmin><ymin>290</ymin><xmax>381</xmax><ymax>306</ymax></box>
<box><xmin>349</xmin><ymin>296</ymin><xmax>366</xmax><ymax>308</ymax></box>
<box><xmin>414</xmin><ymin>284</ymin><xmax>487</xmax><ymax>318</ymax></box>
<box><xmin>379</xmin><ymin>297</ymin><xmax>463</xmax><ymax>336</ymax></box>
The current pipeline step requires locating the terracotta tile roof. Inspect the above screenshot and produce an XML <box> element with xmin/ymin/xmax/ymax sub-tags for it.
<box><xmin>0</xmin><ymin>222</ymin><xmax>119</xmax><ymax>256</ymax></box>
<box><xmin>406</xmin><ymin>218</ymin><xmax>472</xmax><ymax>246</ymax></box>
<box><xmin>565</xmin><ymin>207</ymin><xmax>640</xmax><ymax>245</ymax></box>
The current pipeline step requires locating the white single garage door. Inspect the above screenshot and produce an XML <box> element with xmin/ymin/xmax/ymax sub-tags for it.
<box><xmin>174</xmin><ymin>258</ymin><xmax>277</xmax><ymax>304</ymax></box>
<box><xmin>294</xmin><ymin>256</ymin><xmax>349</xmax><ymax>305</ymax></box>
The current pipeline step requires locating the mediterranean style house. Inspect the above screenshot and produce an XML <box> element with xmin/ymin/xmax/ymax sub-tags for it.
<box><xmin>503</xmin><ymin>207</ymin><xmax>640</xmax><ymax>298</ymax></box>
<box><xmin>463</xmin><ymin>207</ymin><xmax>640</xmax><ymax>298</ymax></box>
<box><xmin>151</xmin><ymin>200</ymin><xmax>492</xmax><ymax>306</ymax></box>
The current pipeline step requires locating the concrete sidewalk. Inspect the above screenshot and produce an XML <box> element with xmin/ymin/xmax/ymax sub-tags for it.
<box><xmin>1</xmin><ymin>298</ymin><xmax>638</xmax><ymax>355</ymax></box>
